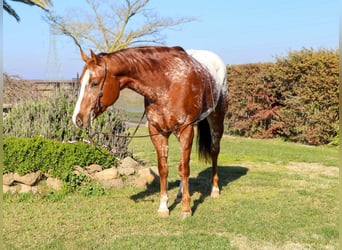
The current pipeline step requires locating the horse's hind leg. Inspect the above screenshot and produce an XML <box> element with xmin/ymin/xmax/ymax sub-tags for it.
<box><xmin>207</xmin><ymin>97</ymin><xmax>226</xmax><ymax>197</ymax></box>
<box><xmin>207</xmin><ymin>119</ymin><xmax>222</xmax><ymax>197</ymax></box>
<box><xmin>211</xmin><ymin>157</ymin><xmax>220</xmax><ymax>197</ymax></box>
<box><xmin>177</xmin><ymin>125</ymin><xmax>194</xmax><ymax>219</ymax></box>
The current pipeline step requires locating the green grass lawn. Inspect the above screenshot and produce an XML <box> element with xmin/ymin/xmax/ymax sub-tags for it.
<box><xmin>3</xmin><ymin>129</ymin><xmax>339</xmax><ymax>249</ymax></box>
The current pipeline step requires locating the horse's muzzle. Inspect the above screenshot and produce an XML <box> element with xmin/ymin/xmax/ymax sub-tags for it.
<box><xmin>75</xmin><ymin>115</ymin><xmax>84</xmax><ymax>128</ymax></box>
<box><xmin>74</xmin><ymin>112</ymin><xmax>95</xmax><ymax>128</ymax></box>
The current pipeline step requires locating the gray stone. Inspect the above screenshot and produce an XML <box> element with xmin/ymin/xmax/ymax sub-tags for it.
<box><xmin>13</xmin><ymin>171</ymin><xmax>42</xmax><ymax>186</ymax></box>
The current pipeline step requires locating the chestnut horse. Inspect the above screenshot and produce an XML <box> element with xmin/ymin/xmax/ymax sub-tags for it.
<box><xmin>72</xmin><ymin>46</ymin><xmax>228</xmax><ymax>218</ymax></box>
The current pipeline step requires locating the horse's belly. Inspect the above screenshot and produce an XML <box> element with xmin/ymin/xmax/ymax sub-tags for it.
<box><xmin>145</xmin><ymin>100</ymin><xmax>201</xmax><ymax>132</ymax></box>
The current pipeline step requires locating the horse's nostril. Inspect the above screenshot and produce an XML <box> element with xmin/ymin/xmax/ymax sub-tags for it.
<box><xmin>76</xmin><ymin>116</ymin><xmax>83</xmax><ymax>128</ymax></box>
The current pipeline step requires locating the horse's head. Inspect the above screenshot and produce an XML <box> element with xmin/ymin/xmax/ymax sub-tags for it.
<box><xmin>72</xmin><ymin>49</ymin><xmax>120</xmax><ymax>128</ymax></box>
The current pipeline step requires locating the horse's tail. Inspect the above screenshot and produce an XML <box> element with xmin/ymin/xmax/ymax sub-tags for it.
<box><xmin>197</xmin><ymin>118</ymin><xmax>212</xmax><ymax>163</ymax></box>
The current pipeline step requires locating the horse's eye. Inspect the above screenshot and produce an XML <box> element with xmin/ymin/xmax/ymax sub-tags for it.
<box><xmin>91</xmin><ymin>82</ymin><xmax>99</xmax><ymax>87</ymax></box>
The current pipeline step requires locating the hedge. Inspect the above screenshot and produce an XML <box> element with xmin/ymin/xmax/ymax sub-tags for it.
<box><xmin>3</xmin><ymin>136</ymin><xmax>117</xmax><ymax>180</ymax></box>
<box><xmin>226</xmin><ymin>48</ymin><xmax>339</xmax><ymax>145</ymax></box>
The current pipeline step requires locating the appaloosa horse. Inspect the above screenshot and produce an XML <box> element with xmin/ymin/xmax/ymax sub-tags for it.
<box><xmin>72</xmin><ymin>46</ymin><xmax>228</xmax><ymax>218</ymax></box>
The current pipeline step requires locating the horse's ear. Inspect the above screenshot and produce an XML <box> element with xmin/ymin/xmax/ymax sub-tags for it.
<box><xmin>90</xmin><ymin>49</ymin><xmax>99</xmax><ymax>65</ymax></box>
<box><xmin>80</xmin><ymin>48</ymin><xmax>90</xmax><ymax>62</ymax></box>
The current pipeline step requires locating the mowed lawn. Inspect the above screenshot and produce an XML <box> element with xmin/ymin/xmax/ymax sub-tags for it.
<box><xmin>3</xmin><ymin>128</ymin><xmax>339</xmax><ymax>249</ymax></box>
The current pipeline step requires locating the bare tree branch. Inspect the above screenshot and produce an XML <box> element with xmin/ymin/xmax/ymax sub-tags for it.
<box><xmin>45</xmin><ymin>0</ymin><xmax>196</xmax><ymax>53</ymax></box>
<box><xmin>4</xmin><ymin>0</ymin><xmax>52</xmax><ymax>22</ymax></box>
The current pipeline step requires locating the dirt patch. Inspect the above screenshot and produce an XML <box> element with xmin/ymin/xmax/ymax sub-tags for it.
<box><xmin>285</xmin><ymin>162</ymin><xmax>339</xmax><ymax>177</ymax></box>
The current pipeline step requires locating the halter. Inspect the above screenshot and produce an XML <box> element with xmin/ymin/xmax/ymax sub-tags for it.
<box><xmin>91</xmin><ymin>62</ymin><xmax>108</xmax><ymax>116</ymax></box>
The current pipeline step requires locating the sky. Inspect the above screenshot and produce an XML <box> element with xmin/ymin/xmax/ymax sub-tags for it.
<box><xmin>3</xmin><ymin>0</ymin><xmax>339</xmax><ymax>80</ymax></box>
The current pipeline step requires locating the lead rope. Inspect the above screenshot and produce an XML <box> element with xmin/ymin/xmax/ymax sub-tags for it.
<box><xmin>126</xmin><ymin>110</ymin><xmax>146</xmax><ymax>145</ymax></box>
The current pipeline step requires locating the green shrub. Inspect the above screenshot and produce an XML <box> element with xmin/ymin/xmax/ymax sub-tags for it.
<box><xmin>3</xmin><ymin>92</ymin><xmax>130</xmax><ymax>156</ymax></box>
<box><xmin>3</xmin><ymin>136</ymin><xmax>117</xmax><ymax>178</ymax></box>
<box><xmin>227</xmin><ymin>48</ymin><xmax>339</xmax><ymax>145</ymax></box>
<box><xmin>226</xmin><ymin>63</ymin><xmax>281</xmax><ymax>138</ymax></box>
<box><xmin>328</xmin><ymin>134</ymin><xmax>339</xmax><ymax>147</ymax></box>
<box><xmin>275</xmin><ymin>48</ymin><xmax>339</xmax><ymax>145</ymax></box>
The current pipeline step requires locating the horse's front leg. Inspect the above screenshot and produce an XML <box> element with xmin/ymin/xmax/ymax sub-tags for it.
<box><xmin>177</xmin><ymin>125</ymin><xmax>194</xmax><ymax>219</ymax></box>
<box><xmin>149</xmin><ymin>125</ymin><xmax>171</xmax><ymax>217</ymax></box>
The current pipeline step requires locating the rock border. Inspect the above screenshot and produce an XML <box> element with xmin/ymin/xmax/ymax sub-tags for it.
<box><xmin>3</xmin><ymin>157</ymin><xmax>159</xmax><ymax>194</ymax></box>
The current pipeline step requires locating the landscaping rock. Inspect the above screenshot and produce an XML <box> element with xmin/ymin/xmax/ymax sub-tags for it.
<box><xmin>18</xmin><ymin>184</ymin><xmax>32</xmax><ymax>193</ymax></box>
<box><xmin>46</xmin><ymin>177</ymin><xmax>63</xmax><ymax>191</ymax></box>
<box><xmin>3</xmin><ymin>185</ymin><xmax>17</xmax><ymax>194</ymax></box>
<box><xmin>3</xmin><ymin>156</ymin><xmax>159</xmax><ymax>194</ymax></box>
<box><xmin>44</xmin><ymin>171</ymin><xmax>52</xmax><ymax>178</ymax></box>
<box><xmin>3</xmin><ymin>173</ymin><xmax>14</xmax><ymax>186</ymax></box>
<box><xmin>13</xmin><ymin>171</ymin><xmax>42</xmax><ymax>186</ymax></box>
<box><xmin>73</xmin><ymin>166</ymin><xmax>90</xmax><ymax>177</ymax></box>
<box><xmin>31</xmin><ymin>186</ymin><xmax>39</xmax><ymax>194</ymax></box>
<box><xmin>86</xmin><ymin>164</ymin><xmax>102</xmax><ymax>174</ymax></box>
<box><xmin>150</xmin><ymin>166</ymin><xmax>159</xmax><ymax>176</ymax></box>
<box><xmin>120</xmin><ymin>156</ymin><xmax>141</xmax><ymax>169</ymax></box>
<box><xmin>133</xmin><ymin>176</ymin><xmax>148</xmax><ymax>188</ymax></box>
<box><xmin>138</xmin><ymin>167</ymin><xmax>159</xmax><ymax>184</ymax></box>
<box><xmin>93</xmin><ymin>167</ymin><xmax>120</xmax><ymax>181</ymax></box>
<box><xmin>118</xmin><ymin>167</ymin><xmax>135</xmax><ymax>176</ymax></box>
<box><xmin>3</xmin><ymin>185</ymin><xmax>10</xmax><ymax>193</ymax></box>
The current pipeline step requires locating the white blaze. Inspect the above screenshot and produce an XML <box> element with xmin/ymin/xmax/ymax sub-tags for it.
<box><xmin>72</xmin><ymin>70</ymin><xmax>90</xmax><ymax>126</ymax></box>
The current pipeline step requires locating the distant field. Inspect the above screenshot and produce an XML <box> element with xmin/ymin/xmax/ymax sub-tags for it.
<box><xmin>114</xmin><ymin>89</ymin><xmax>146</xmax><ymax>122</ymax></box>
<box><xmin>3</xmin><ymin>128</ymin><xmax>339</xmax><ymax>249</ymax></box>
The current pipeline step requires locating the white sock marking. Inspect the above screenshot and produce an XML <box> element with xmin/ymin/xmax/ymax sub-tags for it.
<box><xmin>158</xmin><ymin>194</ymin><xmax>169</xmax><ymax>212</ymax></box>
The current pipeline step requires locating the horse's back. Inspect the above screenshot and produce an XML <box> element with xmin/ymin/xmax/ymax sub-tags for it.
<box><xmin>186</xmin><ymin>49</ymin><xmax>227</xmax><ymax>94</ymax></box>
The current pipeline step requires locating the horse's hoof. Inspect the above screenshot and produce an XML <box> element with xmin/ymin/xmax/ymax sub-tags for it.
<box><xmin>157</xmin><ymin>209</ymin><xmax>170</xmax><ymax>218</ymax></box>
<box><xmin>210</xmin><ymin>190</ymin><xmax>220</xmax><ymax>198</ymax></box>
<box><xmin>180</xmin><ymin>211</ymin><xmax>192</xmax><ymax>219</ymax></box>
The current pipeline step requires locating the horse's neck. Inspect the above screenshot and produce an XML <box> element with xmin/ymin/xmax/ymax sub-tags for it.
<box><xmin>109</xmin><ymin>51</ymin><xmax>164</xmax><ymax>103</ymax></box>
<box><xmin>127</xmin><ymin>80</ymin><xmax>158</xmax><ymax>103</ymax></box>
<box><xmin>118</xmin><ymin>74</ymin><xmax>158</xmax><ymax>103</ymax></box>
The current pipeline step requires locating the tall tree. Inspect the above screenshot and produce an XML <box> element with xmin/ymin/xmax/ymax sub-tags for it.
<box><xmin>4</xmin><ymin>0</ymin><xmax>52</xmax><ymax>21</ymax></box>
<box><xmin>46</xmin><ymin>0</ymin><xmax>195</xmax><ymax>52</ymax></box>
